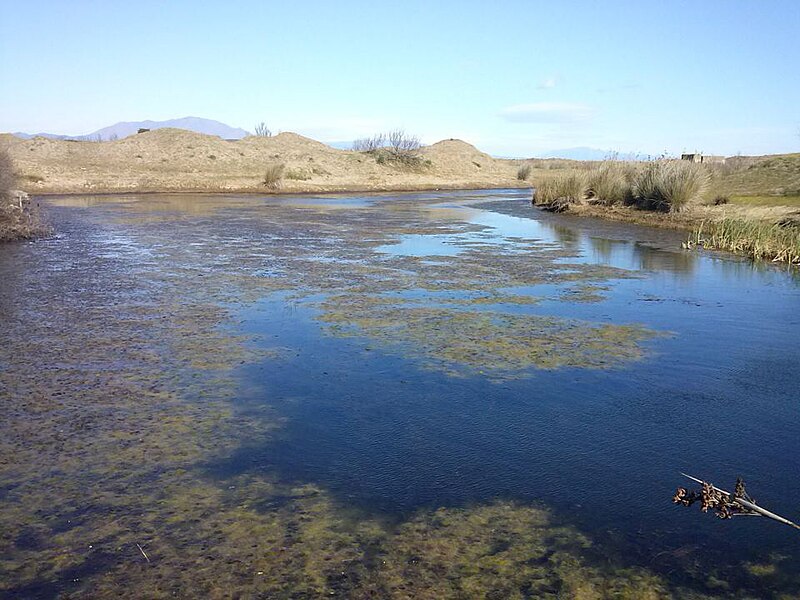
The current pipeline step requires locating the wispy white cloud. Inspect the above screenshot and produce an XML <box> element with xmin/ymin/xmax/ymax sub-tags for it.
<box><xmin>498</xmin><ymin>102</ymin><xmax>595</xmax><ymax>124</ymax></box>
<box><xmin>536</xmin><ymin>77</ymin><xmax>557</xmax><ymax>90</ymax></box>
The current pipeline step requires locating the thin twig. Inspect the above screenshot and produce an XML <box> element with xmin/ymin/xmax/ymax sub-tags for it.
<box><xmin>136</xmin><ymin>543</ymin><xmax>151</xmax><ymax>563</ymax></box>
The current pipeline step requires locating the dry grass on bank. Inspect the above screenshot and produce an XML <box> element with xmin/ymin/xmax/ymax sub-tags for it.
<box><xmin>533</xmin><ymin>160</ymin><xmax>710</xmax><ymax>213</ymax></box>
<box><xmin>0</xmin><ymin>148</ymin><xmax>50</xmax><ymax>242</ymax></box>
<box><xmin>531</xmin><ymin>155</ymin><xmax>800</xmax><ymax>264</ymax></box>
<box><xmin>630</xmin><ymin>161</ymin><xmax>710</xmax><ymax>212</ymax></box>
<box><xmin>532</xmin><ymin>173</ymin><xmax>588</xmax><ymax>212</ymax></box>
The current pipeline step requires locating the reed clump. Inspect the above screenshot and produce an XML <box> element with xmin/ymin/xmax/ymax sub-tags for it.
<box><xmin>262</xmin><ymin>163</ymin><xmax>285</xmax><ymax>189</ymax></box>
<box><xmin>532</xmin><ymin>173</ymin><xmax>587</xmax><ymax>212</ymax></box>
<box><xmin>517</xmin><ymin>163</ymin><xmax>532</xmax><ymax>181</ymax></box>
<box><xmin>585</xmin><ymin>162</ymin><xmax>632</xmax><ymax>206</ymax></box>
<box><xmin>691</xmin><ymin>218</ymin><xmax>800</xmax><ymax>264</ymax></box>
<box><xmin>533</xmin><ymin>160</ymin><xmax>711</xmax><ymax>214</ymax></box>
<box><xmin>630</xmin><ymin>160</ymin><xmax>710</xmax><ymax>212</ymax></box>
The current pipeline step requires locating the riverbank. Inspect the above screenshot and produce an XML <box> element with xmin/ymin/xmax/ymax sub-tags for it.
<box><xmin>531</xmin><ymin>201</ymin><xmax>800</xmax><ymax>265</ymax></box>
<box><xmin>528</xmin><ymin>155</ymin><xmax>800</xmax><ymax>264</ymax></box>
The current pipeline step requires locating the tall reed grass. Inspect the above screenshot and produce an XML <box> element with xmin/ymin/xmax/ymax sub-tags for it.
<box><xmin>532</xmin><ymin>173</ymin><xmax>587</xmax><ymax>212</ymax></box>
<box><xmin>533</xmin><ymin>160</ymin><xmax>711</xmax><ymax>213</ymax></box>
<box><xmin>631</xmin><ymin>161</ymin><xmax>710</xmax><ymax>212</ymax></box>
<box><xmin>262</xmin><ymin>163</ymin><xmax>285</xmax><ymax>189</ymax></box>
<box><xmin>585</xmin><ymin>162</ymin><xmax>631</xmax><ymax>206</ymax></box>
<box><xmin>692</xmin><ymin>219</ymin><xmax>800</xmax><ymax>264</ymax></box>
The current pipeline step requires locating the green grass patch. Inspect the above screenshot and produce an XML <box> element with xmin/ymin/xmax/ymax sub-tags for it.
<box><xmin>692</xmin><ymin>218</ymin><xmax>800</xmax><ymax>264</ymax></box>
<box><xmin>729</xmin><ymin>195</ymin><xmax>800</xmax><ymax>208</ymax></box>
<box><xmin>286</xmin><ymin>168</ymin><xmax>312</xmax><ymax>181</ymax></box>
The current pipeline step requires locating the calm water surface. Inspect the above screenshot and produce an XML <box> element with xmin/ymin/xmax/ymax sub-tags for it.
<box><xmin>2</xmin><ymin>189</ymin><xmax>799</xmax><ymax>597</ymax></box>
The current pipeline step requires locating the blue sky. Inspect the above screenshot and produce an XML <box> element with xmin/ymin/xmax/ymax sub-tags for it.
<box><xmin>1</xmin><ymin>0</ymin><xmax>798</xmax><ymax>156</ymax></box>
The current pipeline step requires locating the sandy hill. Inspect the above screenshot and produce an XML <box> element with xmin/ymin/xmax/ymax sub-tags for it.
<box><xmin>713</xmin><ymin>153</ymin><xmax>800</xmax><ymax>197</ymax></box>
<box><xmin>0</xmin><ymin>129</ymin><xmax>522</xmax><ymax>195</ymax></box>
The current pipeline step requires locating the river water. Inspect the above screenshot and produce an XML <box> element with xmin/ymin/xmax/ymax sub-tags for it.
<box><xmin>1</xmin><ymin>189</ymin><xmax>799</xmax><ymax>598</ymax></box>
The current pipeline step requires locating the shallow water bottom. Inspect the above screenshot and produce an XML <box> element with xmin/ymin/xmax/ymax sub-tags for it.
<box><xmin>1</xmin><ymin>190</ymin><xmax>799</xmax><ymax>598</ymax></box>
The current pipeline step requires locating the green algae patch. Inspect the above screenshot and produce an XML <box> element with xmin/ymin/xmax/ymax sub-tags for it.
<box><xmin>320</xmin><ymin>297</ymin><xmax>656</xmax><ymax>379</ymax></box>
<box><xmin>448</xmin><ymin>292</ymin><xmax>542</xmax><ymax>306</ymax></box>
<box><xmin>559</xmin><ymin>283</ymin><xmax>612</xmax><ymax>304</ymax></box>
<box><xmin>363</xmin><ymin>502</ymin><xmax>671</xmax><ymax>599</ymax></box>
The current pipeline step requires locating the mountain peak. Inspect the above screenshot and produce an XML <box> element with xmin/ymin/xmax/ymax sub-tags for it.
<box><xmin>11</xmin><ymin>117</ymin><xmax>250</xmax><ymax>141</ymax></box>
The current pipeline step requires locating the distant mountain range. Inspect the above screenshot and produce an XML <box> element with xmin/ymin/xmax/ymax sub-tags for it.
<box><xmin>325</xmin><ymin>141</ymin><xmax>356</xmax><ymax>150</ymax></box>
<box><xmin>10</xmin><ymin>120</ymin><xmax>646</xmax><ymax>160</ymax></box>
<box><xmin>12</xmin><ymin>117</ymin><xmax>250</xmax><ymax>141</ymax></box>
<box><xmin>534</xmin><ymin>147</ymin><xmax>644</xmax><ymax>161</ymax></box>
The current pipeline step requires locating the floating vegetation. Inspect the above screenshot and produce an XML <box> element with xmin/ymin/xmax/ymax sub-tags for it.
<box><xmin>559</xmin><ymin>283</ymin><xmax>611</xmax><ymax>303</ymax></box>
<box><xmin>320</xmin><ymin>297</ymin><xmax>656</xmax><ymax>379</ymax></box>
<box><xmin>362</xmin><ymin>502</ymin><xmax>671</xmax><ymax>599</ymax></box>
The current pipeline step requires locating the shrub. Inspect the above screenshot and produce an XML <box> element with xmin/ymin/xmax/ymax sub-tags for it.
<box><xmin>585</xmin><ymin>162</ymin><xmax>631</xmax><ymax>205</ymax></box>
<box><xmin>517</xmin><ymin>164</ymin><xmax>532</xmax><ymax>181</ymax></box>
<box><xmin>353</xmin><ymin>130</ymin><xmax>422</xmax><ymax>167</ymax></box>
<box><xmin>532</xmin><ymin>173</ymin><xmax>587</xmax><ymax>212</ymax></box>
<box><xmin>352</xmin><ymin>134</ymin><xmax>386</xmax><ymax>152</ymax></box>
<box><xmin>262</xmin><ymin>163</ymin><xmax>285</xmax><ymax>189</ymax></box>
<box><xmin>631</xmin><ymin>161</ymin><xmax>710</xmax><ymax>212</ymax></box>
<box><xmin>386</xmin><ymin>129</ymin><xmax>421</xmax><ymax>160</ymax></box>
<box><xmin>254</xmin><ymin>122</ymin><xmax>272</xmax><ymax>137</ymax></box>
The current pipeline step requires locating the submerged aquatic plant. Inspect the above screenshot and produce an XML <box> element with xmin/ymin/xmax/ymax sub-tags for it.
<box><xmin>319</xmin><ymin>297</ymin><xmax>656</xmax><ymax>379</ymax></box>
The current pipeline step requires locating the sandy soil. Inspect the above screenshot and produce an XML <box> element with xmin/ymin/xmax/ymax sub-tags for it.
<box><xmin>0</xmin><ymin>129</ymin><xmax>526</xmax><ymax>195</ymax></box>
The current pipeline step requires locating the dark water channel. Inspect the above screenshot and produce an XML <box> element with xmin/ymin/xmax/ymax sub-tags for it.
<box><xmin>1</xmin><ymin>189</ymin><xmax>799</xmax><ymax>598</ymax></box>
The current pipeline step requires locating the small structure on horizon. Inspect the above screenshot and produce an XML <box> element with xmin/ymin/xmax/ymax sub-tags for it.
<box><xmin>681</xmin><ymin>152</ymin><xmax>726</xmax><ymax>165</ymax></box>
